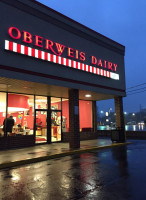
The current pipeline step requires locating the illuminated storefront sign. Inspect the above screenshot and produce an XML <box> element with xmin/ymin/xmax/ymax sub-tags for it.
<box><xmin>5</xmin><ymin>27</ymin><xmax>119</xmax><ymax>80</ymax></box>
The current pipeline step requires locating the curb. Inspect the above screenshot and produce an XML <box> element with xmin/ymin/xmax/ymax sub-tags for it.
<box><xmin>0</xmin><ymin>142</ymin><xmax>132</xmax><ymax>170</ymax></box>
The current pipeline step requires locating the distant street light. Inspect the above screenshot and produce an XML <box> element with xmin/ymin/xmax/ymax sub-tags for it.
<box><xmin>109</xmin><ymin>108</ymin><xmax>112</xmax><ymax>113</ymax></box>
<box><xmin>100</xmin><ymin>110</ymin><xmax>104</xmax><ymax>125</ymax></box>
<box><xmin>132</xmin><ymin>113</ymin><xmax>135</xmax><ymax>116</ymax></box>
<box><xmin>124</xmin><ymin>112</ymin><xmax>127</xmax><ymax>115</ymax></box>
<box><xmin>105</xmin><ymin>112</ymin><xmax>108</xmax><ymax>116</ymax></box>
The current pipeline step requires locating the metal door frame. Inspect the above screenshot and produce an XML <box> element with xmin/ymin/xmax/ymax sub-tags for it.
<box><xmin>51</xmin><ymin>109</ymin><xmax>62</xmax><ymax>143</ymax></box>
<box><xmin>34</xmin><ymin>109</ymin><xmax>48</xmax><ymax>144</ymax></box>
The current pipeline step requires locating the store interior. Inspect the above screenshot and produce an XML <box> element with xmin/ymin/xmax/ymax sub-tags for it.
<box><xmin>0</xmin><ymin>92</ymin><xmax>92</xmax><ymax>143</ymax></box>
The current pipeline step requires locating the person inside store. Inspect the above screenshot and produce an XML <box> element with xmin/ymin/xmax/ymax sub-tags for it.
<box><xmin>3</xmin><ymin>115</ymin><xmax>15</xmax><ymax>136</ymax></box>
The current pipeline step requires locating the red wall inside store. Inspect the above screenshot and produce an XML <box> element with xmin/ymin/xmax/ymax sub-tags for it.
<box><xmin>50</xmin><ymin>100</ymin><xmax>92</xmax><ymax>129</ymax></box>
<box><xmin>7</xmin><ymin>94</ymin><xmax>34</xmax><ymax>129</ymax></box>
<box><xmin>79</xmin><ymin>100</ymin><xmax>92</xmax><ymax>129</ymax></box>
<box><xmin>24</xmin><ymin>107</ymin><xmax>34</xmax><ymax>129</ymax></box>
<box><xmin>0</xmin><ymin>94</ymin><xmax>92</xmax><ymax>131</ymax></box>
<box><xmin>0</xmin><ymin>112</ymin><xmax>5</xmax><ymax>125</ymax></box>
<box><xmin>8</xmin><ymin>94</ymin><xmax>29</xmax><ymax>108</ymax></box>
<box><xmin>7</xmin><ymin>107</ymin><xmax>34</xmax><ymax>129</ymax></box>
<box><xmin>36</xmin><ymin>111</ymin><xmax>46</xmax><ymax>126</ymax></box>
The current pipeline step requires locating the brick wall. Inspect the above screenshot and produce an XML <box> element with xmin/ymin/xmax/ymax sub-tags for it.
<box><xmin>63</xmin><ymin>130</ymin><xmax>146</xmax><ymax>142</ymax></box>
<box><xmin>97</xmin><ymin>130</ymin><xmax>146</xmax><ymax>139</ymax></box>
<box><xmin>63</xmin><ymin>131</ymin><xmax>98</xmax><ymax>142</ymax></box>
<box><xmin>114</xmin><ymin>96</ymin><xmax>125</xmax><ymax>128</ymax></box>
<box><xmin>69</xmin><ymin>89</ymin><xmax>80</xmax><ymax>148</ymax></box>
<box><xmin>126</xmin><ymin>131</ymin><xmax>146</xmax><ymax>139</ymax></box>
<box><xmin>0</xmin><ymin>135</ymin><xmax>35</xmax><ymax>150</ymax></box>
<box><xmin>0</xmin><ymin>137</ymin><xmax>7</xmax><ymax>150</ymax></box>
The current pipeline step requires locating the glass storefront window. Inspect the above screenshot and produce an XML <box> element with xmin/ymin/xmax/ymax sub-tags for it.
<box><xmin>51</xmin><ymin>97</ymin><xmax>62</xmax><ymax>141</ymax></box>
<box><xmin>7</xmin><ymin>93</ymin><xmax>34</xmax><ymax>136</ymax></box>
<box><xmin>79</xmin><ymin>100</ymin><xmax>92</xmax><ymax>132</ymax></box>
<box><xmin>62</xmin><ymin>98</ymin><xmax>69</xmax><ymax>132</ymax></box>
<box><xmin>51</xmin><ymin>97</ymin><xmax>61</xmax><ymax>110</ymax></box>
<box><xmin>35</xmin><ymin>96</ymin><xmax>47</xmax><ymax>109</ymax></box>
<box><xmin>35</xmin><ymin>110</ymin><xmax>47</xmax><ymax>144</ymax></box>
<box><xmin>0</xmin><ymin>92</ymin><xmax>6</xmax><ymax>137</ymax></box>
<box><xmin>51</xmin><ymin>111</ymin><xmax>61</xmax><ymax>142</ymax></box>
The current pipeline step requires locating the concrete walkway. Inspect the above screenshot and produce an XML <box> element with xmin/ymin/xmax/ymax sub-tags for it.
<box><xmin>0</xmin><ymin>138</ymin><xmax>131</xmax><ymax>169</ymax></box>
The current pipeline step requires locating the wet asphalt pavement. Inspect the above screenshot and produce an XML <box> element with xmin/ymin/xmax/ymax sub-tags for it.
<box><xmin>0</xmin><ymin>140</ymin><xmax>146</xmax><ymax>200</ymax></box>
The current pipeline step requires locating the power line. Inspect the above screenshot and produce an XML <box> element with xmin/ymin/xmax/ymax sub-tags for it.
<box><xmin>127</xmin><ymin>83</ymin><xmax>146</xmax><ymax>90</ymax></box>
<box><xmin>127</xmin><ymin>86</ymin><xmax>146</xmax><ymax>93</ymax></box>
<box><xmin>127</xmin><ymin>89</ymin><xmax>146</xmax><ymax>96</ymax></box>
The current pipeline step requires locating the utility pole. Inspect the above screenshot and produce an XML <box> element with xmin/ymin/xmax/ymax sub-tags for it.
<box><xmin>140</xmin><ymin>104</ymin><xmax>142</xmax><ymax>122</ymax></box>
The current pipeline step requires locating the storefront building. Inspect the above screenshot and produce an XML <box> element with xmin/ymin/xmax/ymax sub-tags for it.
<box><xmin>0</xmin><ymin>0</ymin><xmax>126</xmax><ymax>149</ymax></box>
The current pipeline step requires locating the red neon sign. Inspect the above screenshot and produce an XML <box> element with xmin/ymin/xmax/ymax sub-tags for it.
<box><xmin>8</xmin><ymin>26</ymin><xmax>117</xmax><ymax>72</ymax></box>
<box><xmin>23</xmin><ymin>31</ymin><xmax>32</xmax><ymax>43</ymax></box>
<box><xmin>8</xmin><ymin>27</ymin><xmax>21</xmax><ymax>39</ymax></box>
<box><xmin>35</xmin><ymin>35</ymin><xmax>43</xmax><ymax>47</ymax></box>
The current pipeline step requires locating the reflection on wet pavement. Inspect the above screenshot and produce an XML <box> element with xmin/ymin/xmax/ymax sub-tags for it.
<box><xmin>1</xmin><ymin>140</ymin><xmax>146</xmax><ymax>199</ymax></box>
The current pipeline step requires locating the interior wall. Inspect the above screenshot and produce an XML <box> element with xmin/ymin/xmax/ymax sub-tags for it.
<box><xmin>0</xmin><ymin>92</ymin><xmax>92</xmax><ymax>131</ymax></box>
<box><xmin>79</xmin><ymin>100</ymin><xmax>92</xmax><ymax>129</ymax></box>
<box><xmin>51</xmin><ymin>100</ymin><xmax>92</xmax><ymax>130</ymax></box>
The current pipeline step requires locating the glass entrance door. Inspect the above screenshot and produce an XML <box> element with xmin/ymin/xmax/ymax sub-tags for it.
<box><xmin>35</xmin><ymin>110</ymin><xmax>47</xmax><ymax>144</ymax></box>
<box><xmin>51</xmin><ymin>110</ymin><xmax>61</xmax><ymax>142</ymax></box>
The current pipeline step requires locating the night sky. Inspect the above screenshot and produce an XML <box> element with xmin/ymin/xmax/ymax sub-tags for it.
<box><xmin>37</xmin><ymin>0</ymin><xmax>146</xmax><ymax>113</ymax></box>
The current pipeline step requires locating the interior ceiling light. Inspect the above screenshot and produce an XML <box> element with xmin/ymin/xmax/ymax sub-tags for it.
<box><xmin>8</xmin><ymin>107</ymin><xmax>28</xmax><ymax>112</ymax></box>
<box><xmin>35</xmin><ymin>99</ymin><xmax>47</xmax><ymax>102</ymax></box>
<box><xmin>51</xmin><ymin>100</ymin><xmax>61</xmax><ymax>103</ymax></box>
<box><xmin>85</xmin><ymin>94</ymin><xmax>91</xmax><ymax>98</ymax></box>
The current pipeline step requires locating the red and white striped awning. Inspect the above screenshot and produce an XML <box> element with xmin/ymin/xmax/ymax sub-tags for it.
<box><xmin>5</xmin><ymin>40</ymin><xmax>119</xmax><ymax>80</ymax></box>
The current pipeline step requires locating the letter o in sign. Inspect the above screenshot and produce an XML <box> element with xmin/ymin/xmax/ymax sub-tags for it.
<box><xmin>8</xmin><ymin>27</ymin><xmax>21</xmax><ymax>39</ymax></box>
